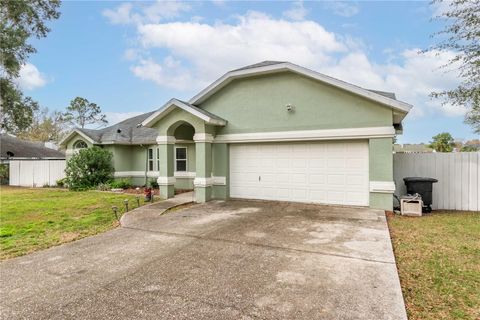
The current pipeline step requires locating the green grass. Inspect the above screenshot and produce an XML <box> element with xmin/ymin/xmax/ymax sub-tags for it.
<box><xmin>0</xmin><ymin>186</ymin><xmax>153</xmax><ymax>260</ymax></box>
<box><xmin>388</xmin><ymin>211</ymin><xmax>480</xmax><ymax>320</ymax></box>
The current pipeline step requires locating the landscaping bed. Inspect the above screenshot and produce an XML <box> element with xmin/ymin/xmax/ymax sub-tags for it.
<box><xmin>388</xmin><ymin>211</ymin><xmax>480</xmax><ymax>320</ymax></box>
<box><xmin>0</xmin><ymin>186</ymin><xmax>156</xmax><ymax>260</ymax></box>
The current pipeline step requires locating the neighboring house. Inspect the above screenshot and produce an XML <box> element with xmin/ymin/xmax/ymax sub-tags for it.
<box><xmin>393</xmin><ymin>144</ymin><xmax>434</xmax><ymax>153</ymax></box>
<box><xmin>0</xmin><ymin>134</ymin><xmax>65</xmax><ymax>163</ymax></box>
<box><xmin>60</xmin><ymin>61</ymin><xmax>412</xmax><ymax>210</ymax></box>
<box><xmin>1</xmin><ymin>134</ymin><xmax>66</xmax><ymax>187</ymax></box>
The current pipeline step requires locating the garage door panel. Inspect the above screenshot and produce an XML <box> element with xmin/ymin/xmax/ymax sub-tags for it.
<box><xmin>292</xmin><ymin>173</ymin><xmax>307</xmax><ymax>184</ymax></box>
<box><xmin>346</xmin><ymin>174</ymin><xmax>367</xmax><ymax>187</ymax></box>
<box><xmin>327</xmin><ymin>174</ymin><xmax>346</xmax><ymax>186</ymax></box>
<box><xmin>327</xmin><ymin>190</ymin><xmax>346</xmax><ymax>204</ymax></box>
<box><xmin>327</xmin><ymin>158</ymin><xmax>346</xmax><ymax>168</ymax></box>
<box><xmin>309</xmin><ymin>174</ymin><xmax>326</xmax><ymax>185</ymax></box>
<box><xmin>292</xmin><ymin>189</ymin><xmax>308</xmax><ymax>200</ymax></box>
<box><xmin>230</xmin><ymin>141</ymin><xmax>369</xmax><ymax>206</ymax></box>
<box><xmin>275</xmin><ymin>158</ymin><xmax>290</xmax><ymax>169</ymax></box>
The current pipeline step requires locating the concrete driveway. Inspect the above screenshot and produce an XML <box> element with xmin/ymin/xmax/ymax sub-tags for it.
<box><xmin>0</xmin><ymin>198</ymin><xmax>407</xmax><ymax>320</ymax></box>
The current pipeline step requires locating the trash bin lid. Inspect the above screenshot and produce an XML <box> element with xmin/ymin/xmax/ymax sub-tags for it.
<box><xmin>403</xmin><ymin>177</ymin><xmax>438</xmax><ymax>183</ymax></box>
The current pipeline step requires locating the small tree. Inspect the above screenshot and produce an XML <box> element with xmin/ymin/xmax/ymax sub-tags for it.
<box><xmin>65</xmin><ymin>146</ymin><xmax>114</xmax><ymax>190</ymax></box>
<box><xmin>429</xmin><ymin>132</ymin><xmax>455</xmax><ymax>152</ymax></box>
<box><xmin>62</xmin><ymin>97</ymin><xmax>108</xmax><ymax>129</ymax></box>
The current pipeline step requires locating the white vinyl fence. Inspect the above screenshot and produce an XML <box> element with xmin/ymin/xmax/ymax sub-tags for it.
<box><xmin>393</xmin><ymin>152</ymin><xmax>480</xmax><ymax>211</ymax></box>
<box><xmin>9</xmin><ymin>159</ymin><xmax>66</xmax><ymax>187</ymax></box>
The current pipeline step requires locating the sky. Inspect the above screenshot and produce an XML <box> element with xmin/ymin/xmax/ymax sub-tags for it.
<box><xmin>19</xmin><ymin>0</ymin><xmax>479</xmax><ymax>143</ymax></box>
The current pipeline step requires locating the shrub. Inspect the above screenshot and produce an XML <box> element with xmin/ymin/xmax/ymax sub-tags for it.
<box><xmin>65</xmin><ymin>146</ymin><xmax>114</xmax><ymax>190</ymax></box>
<box><xmin>97</xmin><ymin>182</ymin><xmax>111</xmax><ymax>191</ymax></box>
<box><xmin>110</xmin><ymin>178</ymin><xmax>132</xmax><ymax>189</ymax></box>
<box><xmin>149</xmin><ymin>179</ymin><xmax>159</xmax><ymax>189</ymax></box>
<box><xmin>56</xmin><ymin>178</ymin><xmax>67</xmax><ymax>188</ymax></box>
<box><xmin>0</xmin><ymin>164</ymin><xmax>9</xmax><ymax>185</ymax></box>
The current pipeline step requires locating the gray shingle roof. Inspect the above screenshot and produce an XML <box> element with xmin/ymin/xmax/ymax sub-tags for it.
<box><xmin>0</xmin><ymin>134</ymin><xmax>65</xmax><ymax>158</ymax></box>
<box><xmin>76</xmin><ymin>111</ymin><xmax>159</xmax><ymax>145</ymax></box>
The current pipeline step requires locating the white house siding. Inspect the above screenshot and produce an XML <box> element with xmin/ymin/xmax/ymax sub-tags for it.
<box><xmin>9</xmin><ymin>159</ymin><xmax>66</xmax><ymax>187</ymax></box>
<box><xmin>394</xmin><ymin>152</ymin><xmax>479</xmax><ymax>211</ymax></box>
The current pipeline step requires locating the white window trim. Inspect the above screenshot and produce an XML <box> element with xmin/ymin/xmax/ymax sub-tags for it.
<box><xmin>175</xmin><ymin>146</ymin><xmax>188</xmax><ymax>172</ymax></box>
<box><xmin>73</xmin><ymin>140</ymin><xmax>88</xmax><ymax>149</ymax></box>
<box><xmin>175</xmin><ymin>171</ymin><xmax>196</xmax><ymax>178</ymax></box>
<box><xmin>148</xmin><ymin>148</ymin><xmax>154</xmax><ymax>172</ymax></box>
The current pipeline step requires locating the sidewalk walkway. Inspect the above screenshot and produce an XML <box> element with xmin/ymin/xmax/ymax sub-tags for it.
<box><xmin>120</xmin><ymin>192</ymin><xmax>194</xmax><ymax>228</ymax></box>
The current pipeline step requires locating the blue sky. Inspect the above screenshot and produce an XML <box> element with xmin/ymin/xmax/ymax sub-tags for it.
<box><xmin>19</xmin><ymin>0</ymin><xmax>478</xmax><ymax>143</ymax></box>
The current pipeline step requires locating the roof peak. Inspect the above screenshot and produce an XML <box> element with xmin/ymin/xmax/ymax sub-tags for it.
<box><xmin>232</xmin><ymin>60</ymin><xmax>286</xmax><ymax>72</ymax></box>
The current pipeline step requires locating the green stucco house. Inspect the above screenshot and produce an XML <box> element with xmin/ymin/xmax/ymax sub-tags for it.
<box><xmin>60</xmin><ymin>61</ymin><xmax>412</xmax><ymax>210</ymax></box>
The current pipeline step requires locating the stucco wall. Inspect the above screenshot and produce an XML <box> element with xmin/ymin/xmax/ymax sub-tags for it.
<box><xmin>199</xmin><ymin>72</ymin><xmax>393</xmax><ymax>134</ymax></box>
<box><xmin>369</xmin><ymin>138</ymin><xmax>394</xmax><ymax>210</ymax></box>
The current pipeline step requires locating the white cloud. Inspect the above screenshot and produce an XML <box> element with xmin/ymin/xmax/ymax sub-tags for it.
<box><xmin>325</xmin><ymin>2</ymin><xmax>360</xmax><ymax>17</ymax></box>
<box><xmin>283</xmin><ymin>1</ymin><xmax>308</xmax><ymax>21</ymax></box>
<box><xmin>103</xmin><ymin>0</ymin><xmax>190</xmax><ymax>25</ymax></box>
<box><xmin>103</xmin><ymin>3</ymin><xmax>135</xmax><ymax>25</ymax></box>
<box><xmin>110</xmin><ymin>8</ymin><xmax>463</xmax><ymax>119</ymax></box>
<box><xmin>136</xmin><ymin>11</ymin><xmax>346</xmax><ymax>87</ymax></box>
<box><xmin>130</xmin><ymin>56</ymin><xmax>194</xmax><ymax>90</ymax></box>
<box><xmin>105</xmin><ymin>111</ymin><xmax>143</xmax><ymax>125</ymax></box>
<box><xmin>17</xmin><ymin>63</ymin><xmax>48</xmax><ymax>90</ymax></box>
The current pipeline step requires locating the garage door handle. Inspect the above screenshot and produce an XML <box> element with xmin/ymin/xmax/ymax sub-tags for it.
<box><xmin>259</xmin><ymin>176</ymin><xmax>261</xmax><ymax>181</ymax></box>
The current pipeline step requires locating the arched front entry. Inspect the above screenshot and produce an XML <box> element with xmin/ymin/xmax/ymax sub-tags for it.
<box><xmin>156</xmin><ymin>113</ymin><xmax>215</xmax><ymax>203</ymax></box>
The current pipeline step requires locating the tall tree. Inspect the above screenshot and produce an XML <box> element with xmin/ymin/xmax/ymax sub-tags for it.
<box><xmin>429</xmin><ymin>132</ymin><xmax>456</xmax><ymax>152</ymax></box>
<box><xmin>62</xmin><ymin>97</ymin><xmax>108</xmax><ymax>129</ymax></box>
<box><xmin>0</xmin><ymin>78</ymin><xmax>39</xmax><ymax>134</ymax></box>
<box><xmin>427</xmin><ymin>0</ymin><xmax>480</xmax><ymax>133</ymax></box>
<box><xmin>17</xmin><ymin>107</ymin><xmax>66</xmax><ymax>142</ymax></box>
<box><xmin>0</xmin><ymin>0</ymin><xmax>61</xmax><ymax>133</ymax></box>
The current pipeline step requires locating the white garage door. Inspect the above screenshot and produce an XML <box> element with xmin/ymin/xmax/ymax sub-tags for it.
<box><xmin>230</xmin><ymin>141</ymin><xmax>369</xmax><ymax>206</ymax></box>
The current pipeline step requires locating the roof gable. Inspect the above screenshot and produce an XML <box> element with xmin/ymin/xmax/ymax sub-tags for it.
<box><xmin>59</xmin><ymin>129</ymin><xmax>97</xmax><ymax>147</ymax></box>
<box><xmin>189</xmin><ymin>62</ymin><xmax>412</xmax><ymax>123</ymax></box>
<box><xmin>142</xmin><ymin>98</ymin><xmax>227</xmax><ymax>127</ymax></box>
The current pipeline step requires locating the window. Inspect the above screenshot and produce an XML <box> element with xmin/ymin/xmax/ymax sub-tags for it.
<box><xmin>175</xmin><ymin>147</ymin><xmax>187</xmax><ymax>172</ymax></box>
<box><xmin>156</xmin><ymin>148</ymin><xmax>160</xmax><ymax>171</ymax></box>
<box><xmin>148</xmin><ymin>148</ymin><xmax>154</xmax><ymax>171</ymax></box>
<box><xmin>73</xmin><ymin>140</ymin><xmax>88</xmax><ymax>149</ymax></box>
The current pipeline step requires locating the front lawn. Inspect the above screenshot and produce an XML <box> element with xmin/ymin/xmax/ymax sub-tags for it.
<box><xmin>388</xmin><ymin>211</ymin><xmax>480</xmax><ymax>320</ymax></box>
<box><xmin>0</xmin><ymin>186</ymin><xmax>152</xmax><ymax>260</ymax></box>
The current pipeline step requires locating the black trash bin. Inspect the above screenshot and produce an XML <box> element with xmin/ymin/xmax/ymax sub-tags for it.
<box><xmin>403</xmin><ymin>177</ymin><xmax>438</xmax><ymax>212</ymax></box>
